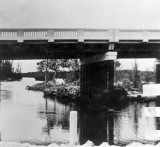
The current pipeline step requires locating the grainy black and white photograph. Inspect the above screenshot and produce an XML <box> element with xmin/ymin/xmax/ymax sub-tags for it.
<box><xmin>1</xmin><ymin>0</ymin><xmax>160</xmax><ymax>147</ymax></box>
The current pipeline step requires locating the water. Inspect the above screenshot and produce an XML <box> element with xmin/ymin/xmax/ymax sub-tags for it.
<box><xmin>0</xmin><ymin>78</ymin><xmax>74</xmax><ymax>145</ymax></box>
<box><xmin>0</xmin><ymin>78</ymin><xmax>160</xmax><ymax>146</ymax></box>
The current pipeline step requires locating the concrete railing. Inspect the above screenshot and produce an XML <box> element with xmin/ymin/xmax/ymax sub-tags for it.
<box><xmin>1</xmin><ymin>28</ymin><xmax>160</xmax><ymax>42</ymax></box>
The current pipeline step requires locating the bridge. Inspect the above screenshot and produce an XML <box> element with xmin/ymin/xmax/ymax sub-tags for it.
<box><xmin>1</xmin><ymin>28</ymin><xmax>160</xmax><ymax>105</ymax></box>
<box><xmin>1</xmin><ymin>28</ymin><xmax>160</xmax><ymax>59</ymax></box>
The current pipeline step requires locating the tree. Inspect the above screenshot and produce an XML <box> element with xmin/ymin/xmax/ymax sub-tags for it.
<box><xmin>1</xmin><ymin>60</ymin><xmax>14</xmax><ymax>79</ymax></box>
<box><xmin>49</xmin><ymin>59</ymin><xmax>69</xmax><ymax>83</ymax></box>
<box><xmin>131</xmin><ymin>60</ymin><xmax>140</xmax><ymax>88</ymax></box>
<box><xmin>114</xmin><ymin>60</ymin><xmax>121</xmax><ymax>82</ymax></box>
<box><xmin>37</xmin><ymin>59</ymin><xmax>49</xmax><ymax>85</ymax></box>
<box><xmin>122</xmin><ymin>78</ymin><xmax>131</xmax><ymax>90</ymax></box>
<box><xmin>37</xmin><ymin>59</ymin><xmax>77</xmax><ymax>84</ymax></box>
<box><xmin>0</xmin><ymin>60</ymin><xmax>22</xmax><ymax>81</ymax></box>
<box><xmin>65</xmin><ymin>59</ymin><xmax>80</xmax><ymax>83</ymax></box>
<box><xmin>114</xmin><ymin>60</ymin><xmax>121</xmax><ymax>68</ymax></box>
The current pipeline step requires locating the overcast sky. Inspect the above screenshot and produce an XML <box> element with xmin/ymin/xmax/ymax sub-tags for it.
<box><xmin>1</xmin><ymin>0</ymin><xmax>160</xmax><ymax>72</ymax></box>
<box><xmin>1</xmin><ymin>0</ymin><xmax>160</xmax><ymax>29</ymax></box>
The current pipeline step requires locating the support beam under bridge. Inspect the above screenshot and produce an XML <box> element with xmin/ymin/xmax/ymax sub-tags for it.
<box><xmin>80</xmin><ymin>52</ymin><xmax>117</xmax><ymax>106</ymax></box>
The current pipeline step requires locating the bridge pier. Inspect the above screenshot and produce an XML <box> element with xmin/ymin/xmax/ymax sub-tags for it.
<box><xmin>156</xmin><ymin>59</ymin><xmax>160</xmax><ymax>83</ymax></box>
<box><xmin>80</xmin><ymin>52</ymin><xmax>117</xmax><ymax>105</ymax></box>
<box><xmin>0</xmin><ymin>59</ymin><xmax>1</xmax><ymax>101</ymax></box>
<box><xmin>156</xmin><ymin>64</ymin><xmax>160</xmax><ymax>83</ymax></box>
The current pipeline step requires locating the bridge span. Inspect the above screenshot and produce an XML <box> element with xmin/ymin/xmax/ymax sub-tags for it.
<box><xmin>1</xmin><ymin>28</ymin><xmax>160</xmax><ymax>59</ymax></box>
<box><xmin>1</xmin><ymin>28</ymin><xmax>160</xmax><ymax>105</ymax></box>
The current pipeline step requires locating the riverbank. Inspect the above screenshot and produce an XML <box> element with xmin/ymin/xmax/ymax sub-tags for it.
<box><xmin>26</xmin><ymin>79</ymin><xmax>80</xmax><ymax>100</ymax></box>
<box><xmin>26</xmin><ymin>82</ymin><xmax>52</xmax><ymax>91</ymax></box>
<box><xmin>0</xmin><ymin>73</ymin><xmax>22</xmax><ymax>81</ymax></box>
<box><xmin>0</xmin><ymin>141</ymin><xmax>159</xmax><ymax>147</ymax></box>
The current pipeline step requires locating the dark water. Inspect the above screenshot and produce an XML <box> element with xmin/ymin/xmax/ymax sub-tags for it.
<box><xmin>0</xmin><ymin>78</ymin><xmax>160</xmax><ymax>146</ymax></box>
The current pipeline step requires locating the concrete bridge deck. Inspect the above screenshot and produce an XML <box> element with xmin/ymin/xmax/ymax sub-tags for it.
<box><xmin>1</xmin><ymin>28</ymin><xmax>160</xmax><ymax>59</ymax></box>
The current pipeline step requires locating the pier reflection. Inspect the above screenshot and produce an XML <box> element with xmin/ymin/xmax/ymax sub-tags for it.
<box><xmin>79</xmin><ymin>107</ymin><xmax>115</xmax><ymax>145</ymax></box>
<box><xmin>78</xmin><ymin>91</ymin><xmax>129</xmax><ymax>146</ymax></box>
<box><xmin>155</xmin><ymin>100</ymin><xmax>160</xmax><ymax>131</ymax></box>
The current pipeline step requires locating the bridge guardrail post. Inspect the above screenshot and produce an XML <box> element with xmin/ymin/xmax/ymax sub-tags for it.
<box><xmin>113</xmin><ymin>29</ymin><xmax>119</xmax><ymax>42</ymax></box>
<box><xmin>109</xmin><ymin>29</ymin><xmax>119</xmax><ymax>42</ymax></box>
<box><xmin>78</xmin><ymin>30</ymin><xmax>84</xmax><ymax>42</ymax></box>
<box><xmin>17</xmin><ymin>30</ymin><xmax>24</xmax><ymax>42</ymax></box>
<box><xmin>47</xmin><ymin>29</ymin><xmax>54</xmax><ymax>42</ymax></box>
<box><xmin>108</xmin><ymin>29</ymin><xmax>114</xmax><ymax>42</ymax></box>
<box><xmin>143</xmin><ymin>30</ymin><xmax>149</xmax><ymax>42</ymax></box>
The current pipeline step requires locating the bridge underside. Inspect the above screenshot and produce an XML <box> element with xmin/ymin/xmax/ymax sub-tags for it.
<box><xmin>0</xmin><ymin>41</ymin><xmax>160</xmax><ymax>59</ymax></box>
<box><xmin>0</xmin><ymin>42</ymin><xmax>109</xmax><ymax>59</ymax></box>
<box><xmin>1</xmin><ymin>40</ymin><xmax>160</xmax><ymax>109</ymax></box>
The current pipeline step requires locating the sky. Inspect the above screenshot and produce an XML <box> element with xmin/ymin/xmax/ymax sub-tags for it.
<box><xmin>1</xmin><ymin>0</ymin><xmax>160</xmax><ymax>72</ymax></box>
<box><xmin>1</xmin><ymin>0</ymin><xmax>160</xmax><ymax>29</ymax></box>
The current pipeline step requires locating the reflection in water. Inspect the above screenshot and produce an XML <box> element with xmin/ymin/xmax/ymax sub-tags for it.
<box><xmin>0</xmin><ymin>83</ymin><xmax>1</xmax><ymax>101</ymax></box>
<box><xmin>1</xmin><ymin>90</ymin><xmax>12</xmax><ymax>100</ymax></box>
<box><xmin>79</xmin><ymin>108</ymin><xmax>112</xmax><ymax>145</ymax></box>
<box><xmin>0</xmin><ymin>78</ymin><xmax>75</xmax><ymax>145</ymax></box>
<box><xmin>37</xmin><ymin>97</ymin><xmax>77</xmax><ymax>144</ymax></box>
<box><xmin>155</xmin><ymin>101</ymin><xmax>160</xmax><ymax>132</ymax></box>
<box><xmin>1</xmin><ymin>78</ymin><xmax>160</xmax><ymax>145</ymax></box>
<box><xmin>107</xmin><ymin>112</ymin><xmax>114</xmax><ymax>145</ymax></box>
<box><xmin>79</xmin><ymin>100</ymin><xmax>160</xmax><ymax>146</ymax></box>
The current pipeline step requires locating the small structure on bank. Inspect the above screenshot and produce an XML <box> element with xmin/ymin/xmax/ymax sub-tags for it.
<box><xmin>142</xmin><ymin>84</ymin><xmax>160</xmax><ymax>98</ymax></box>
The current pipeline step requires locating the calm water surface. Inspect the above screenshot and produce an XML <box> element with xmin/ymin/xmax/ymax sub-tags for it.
<box><xmin>0</xmin><ymin>78</ymin><xmax>160</xmax><ymax>145</ymax></box>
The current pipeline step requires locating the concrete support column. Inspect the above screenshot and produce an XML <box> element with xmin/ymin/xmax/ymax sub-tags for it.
<box><xmin>156</xmin><ymin>64</ymin><xmax>160</xmax><ymax>83</ymax></box>
<box><xmin>80</xmin><ymin>52</ymin><xmax>117</xmax><ymax>104</ymax></box>
<box><xmin>0</xmin><ymin>59</ymin><xmax>1</xmax><ymax>101</ymax></box>
<box><xmin>0</xmin><ymin>59</ymin><xmax>1</xmax><ymax>78</ymax></box>
<box><xmin>155</xmin><ymin>59</ymin><xmax>160</xmax><ymax>83</ymax></box>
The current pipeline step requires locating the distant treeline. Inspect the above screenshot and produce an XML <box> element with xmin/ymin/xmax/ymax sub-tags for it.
<box><xmin>0</xmin><ymin>60</ymin><xmax>22</xmax><ymax>81</ymax></box>
<box><xmin>22</xmin><ymin>69</ymin><xmax>155</xmax><ymax>83</ymax></box>
<box><xmin>1</xmin><ymin>72</ymin><xmax>22</xmax><ymax>81</ymax></box>
<box><xmin>115</xmin><ymin>69</ymin><xmax>156</xmax><ymax>83</ymax></box>
<box><xmin>114</xmin><ymin>69</ymin><xmax>156</xmax><ymax>91</ymax></box>
<box><xmin>22</xmin><ymin>71</ymin><xmax>79</xmax><ymax>82</ymax></box>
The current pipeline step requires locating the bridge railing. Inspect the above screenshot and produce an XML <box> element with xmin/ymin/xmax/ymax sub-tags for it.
<box><xmin>0</xmin><ymin>28</ymin><xmax>160</xmax><ymax>42</ymax></box>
